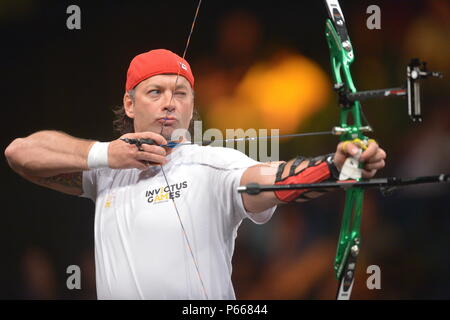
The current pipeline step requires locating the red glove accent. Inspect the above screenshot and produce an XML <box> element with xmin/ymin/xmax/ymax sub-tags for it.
<box><xmin>274</xmin><ymin>162</ymin><xmax>331</xmax><ymax>202</ymax></box>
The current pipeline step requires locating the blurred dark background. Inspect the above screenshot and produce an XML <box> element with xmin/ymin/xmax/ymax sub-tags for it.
<box><xmin>1</xmin><ymin>0</ymin><xmax>449</xmax><ymax>299</ymax></box>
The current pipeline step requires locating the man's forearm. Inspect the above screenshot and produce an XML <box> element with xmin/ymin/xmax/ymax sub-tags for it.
<box><xmin>241</xmin><ymin>155</ymin><xmax>339</xmax><ymax>213</ymax></box>
<box><xmin>240</xmin><ymin>162</ymin><xmax>282</xmax><ymax>213</ymax></box>
<box><xmin>4</xmin><ymin>130</ymin><xmax>96</xmax><ymax>177</ymax></box>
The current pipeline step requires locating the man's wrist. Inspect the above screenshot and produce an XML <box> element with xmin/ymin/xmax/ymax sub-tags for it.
<box><xmin>87</xmin><ymin>141</ymin><xmax>110</xmax><ymax>169</ymax></box>
<box><xmin>326</xmin><ymin>153</ymin><xmax>341</xmax><ymax>180</ymax></box>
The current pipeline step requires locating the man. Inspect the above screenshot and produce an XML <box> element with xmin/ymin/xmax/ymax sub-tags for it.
<box><xmin>4</xmin><ymin>49</ymin><xmax>386</xmax><ymax>299</ymax></box>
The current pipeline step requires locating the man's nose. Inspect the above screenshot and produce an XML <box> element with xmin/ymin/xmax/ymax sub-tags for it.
<box><xmin>162</xmin><ymin>91</ymin><xmax>176</xmax><ymax>113</ymax></box>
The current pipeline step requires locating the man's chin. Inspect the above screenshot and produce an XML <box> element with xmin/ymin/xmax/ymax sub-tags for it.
<box><xmin>163</xmin><ymin>127</ymin><xmax>191</xmax><ymax>142</ymax></box>
<box><xmin>158</xmin><ymin>126</ymin><xmax>175</xmax><ymax>139</ymax></box>
<box><xmin>136</xmin><ymin>125</ymin><xmax>188</xmax><ymax>142</ymax></box>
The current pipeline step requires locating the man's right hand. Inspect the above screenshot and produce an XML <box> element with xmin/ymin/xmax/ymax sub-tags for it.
<box><xmin>108</xmin><ymin>132</ymin><xmax>168</xmax><ymax>170</ymax></box>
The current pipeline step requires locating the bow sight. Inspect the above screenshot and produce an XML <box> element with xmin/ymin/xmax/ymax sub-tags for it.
<box><xmin>406</xmin><ymin>59</ymin><xmax>443</xmax><ymax>122</ymax></box>
<box><xmin>334</xmin><ymin>58</ymin><xmax>443</xmax><ymax>124</ymax></box>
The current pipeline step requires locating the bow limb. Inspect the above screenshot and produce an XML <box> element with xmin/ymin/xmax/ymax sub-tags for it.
<box><xmin>324</xmin><ymin>0</ymin><xmax>367</xmax><ymax>300</ymax></box>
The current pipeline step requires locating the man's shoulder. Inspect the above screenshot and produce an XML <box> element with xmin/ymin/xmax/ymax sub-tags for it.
<box><xmin>85</xmin><ymin>167</ymin><xmax>137</xmax><ymax>180</ymax></box>
<box><xmin>179</xmin><ymin>144</ymin><xmax>258</xmax><ymax>168</ymax></box>
<box><xmin>181</xmin><ymin>143</ymin><xmax>248</xmax><ymax>157</ymax></box>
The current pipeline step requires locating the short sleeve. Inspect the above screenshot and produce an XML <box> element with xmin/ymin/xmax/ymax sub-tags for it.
<box><xmin>230</xmin><ymin>168</ymin><xmax>276</xmax><ymax>224</ymax></box>
<box><xmin>211</xmin><ymin>148</ymin><xmax>277</xmax><ymax>226</ymax></box>
<box><xmin>79</xmin><ymin>169</ymin><xmax>98</xmax><ymax>201</ymax></box>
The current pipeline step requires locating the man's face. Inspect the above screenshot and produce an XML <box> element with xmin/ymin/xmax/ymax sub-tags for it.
<box><xmin>124</xmin><ymin>74</ymin><xmax>194</xmax><ymax>140</ymax></box>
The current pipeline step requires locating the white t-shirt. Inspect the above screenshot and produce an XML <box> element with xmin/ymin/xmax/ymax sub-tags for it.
<box><xmin>80</xmin><ymin>144</ymin><xmax>276</xmax><ymax>300</ymax></box>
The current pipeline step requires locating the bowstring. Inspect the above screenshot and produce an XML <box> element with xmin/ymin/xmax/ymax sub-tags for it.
<box><xmin>158</xmin><ymin>0</ymin><xmax>209</xmax><ymax>299</ymax></box>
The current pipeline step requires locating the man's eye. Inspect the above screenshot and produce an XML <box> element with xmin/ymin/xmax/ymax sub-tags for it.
<box><xmin>148</xmin><ymin>89</ymin><xmax>160</xmax><ymax>95</ymax></box>
<box><xmin>174</xmin><ymin>91</ymin><xmax>187</xmax><ymax>96</ymax></box>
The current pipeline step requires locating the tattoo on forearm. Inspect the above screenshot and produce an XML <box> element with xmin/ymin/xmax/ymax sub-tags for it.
<box><xmin>38</xmin><ymin>172</ymin><xmax>82</xmax><ymax>189</ymax></box>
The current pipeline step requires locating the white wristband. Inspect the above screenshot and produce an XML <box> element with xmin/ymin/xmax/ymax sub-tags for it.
<box><xmin>87</xmin><ymin>142</ymin><xmax>110</xmax><ymax>169</ymax></box>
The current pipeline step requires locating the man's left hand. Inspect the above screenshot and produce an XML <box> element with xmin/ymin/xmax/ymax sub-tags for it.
<box><xmin>334</xmin><ymin>140</ymin><xmax>387</xmax><ymax>179</ymax></box>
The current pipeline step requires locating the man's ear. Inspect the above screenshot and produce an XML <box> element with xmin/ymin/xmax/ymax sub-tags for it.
<box><xmin>189</xmin><ymin>91</ymin><xmax>195</xmax><ymax>121</ymax></box>
<box><xmin>123</xmin><ymin>91</ymin><xmax>135</xmax><ymax>119</ymax></box>
<box><xmin>189</xmin><ymin>105</ymin><xmax>194</xmax><ymax>122</ymax></box>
